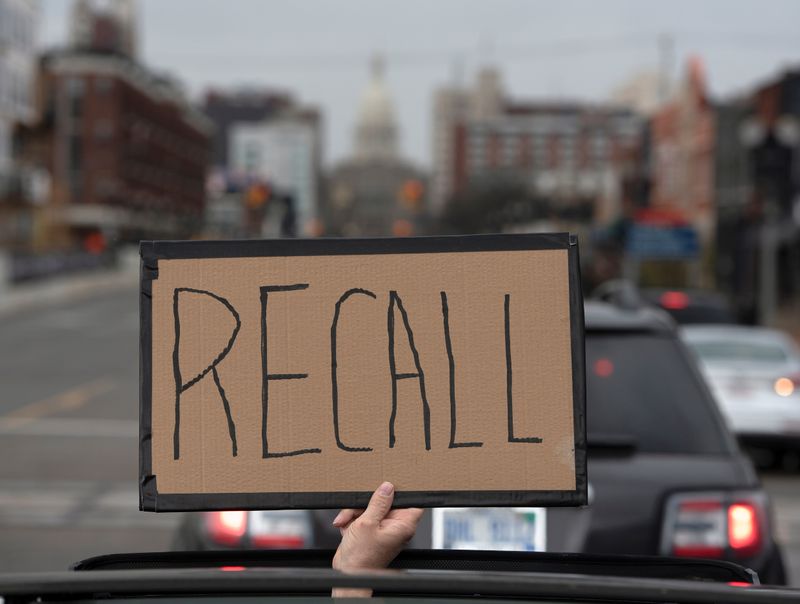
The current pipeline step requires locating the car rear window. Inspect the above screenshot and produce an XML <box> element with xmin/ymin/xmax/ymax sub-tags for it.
<box><xmin>686</xmin><ymin>340</ymin><xmax>788</xmax><ymax>363</ymax></box>
<box><xmin>587</xmin><ymin>333</ymin><xmax>729</xmax><ymax>455</ymax></box>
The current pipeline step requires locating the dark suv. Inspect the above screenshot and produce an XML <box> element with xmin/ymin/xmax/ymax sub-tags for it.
<box><xmin>173</xmin><ymin>300</ymin><xmax>786</xmax><ymax>583</ymax></box>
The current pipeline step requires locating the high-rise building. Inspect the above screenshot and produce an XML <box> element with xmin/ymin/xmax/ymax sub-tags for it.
<box><xmin>203</xmin><ymin>88</ymin><xmax>294</xmax><ymax>171</ymax></box>
<box><xmin>432</xmin><ymin>67</ymin><xmax>644</xmax><ymax>226</ymax></box>
<box><xmin>431</xmin><ymin>87</ymin><xmax>469</xmax><ymax>214</ymax></box>
<box><xmin>0</xmin><ymin>0</ymin><xmax>38</xmax><ymax>176</ymax></box>
<box><xmin>430</xmin><ymin>67</ymin><xmax>503</xmax><ymax>212</ymax></box>
<box><xmin>229</xmin><ymin>109</ymin><xmax>322</xmax><ymax>236</ymax></box>
<box><xmin>202</xmin><ymin>88</ymin><xmax>321</xmax><ymax>237</ymax></box>
<box><xmin>454</xmin><ymin>102</ymin><xmax>643</xmax><ymax>224</ymax></box>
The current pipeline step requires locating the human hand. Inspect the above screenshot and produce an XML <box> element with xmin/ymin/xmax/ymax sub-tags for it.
<box><xmin>331</xmin><ymin>481</ymin><xmax>423</xmax><ymax>597</ymax></box>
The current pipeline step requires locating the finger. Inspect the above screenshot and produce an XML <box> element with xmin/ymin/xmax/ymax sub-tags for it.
<box><xmin>334</xmin><ymin>508</ymin><xmax>366</xmax><ymax>528</ymax></box>
<box><xmin>360</xmin><ymin>481</ymin><xmax>395</xmax><ymax>526</ymax></box>
<box><xmin>332</xmin><ymin>508</ymin><xmax>358</xmax><ymax>528</ymax></box>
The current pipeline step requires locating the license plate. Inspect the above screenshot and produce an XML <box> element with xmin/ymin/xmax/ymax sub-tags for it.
<box><xmin>432</xmin><ymin>507</ymin><xmax>546</xmax><ymax>552</ymax></box>
<box><xmin>248</xmin><ymin>511</ymin><xmax>312</xmax><ymax>542</ymax></box>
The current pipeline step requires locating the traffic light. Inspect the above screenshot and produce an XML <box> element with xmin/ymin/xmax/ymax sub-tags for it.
<box><xmin>245</xmin><ymin>183</ymin><xmax>271</xmax><ymax>209</ymax></box>
<box><xmin>398</xmin><ymin>179</ymin><xmax>424</xmax><ymax>211</ymax></box>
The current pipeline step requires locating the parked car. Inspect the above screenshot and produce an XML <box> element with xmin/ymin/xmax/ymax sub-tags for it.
<box><xmin>172</xmin><ymin>300</ymin><xmax>787</xmax><ymax>584</ymax></box>
<box><xmin>681</xmin><ymin>325</ymin><xmax>800</xmax><ymax>462</ymax></box>
<box><xmin>640</xmin><ymin>288</ymin><xmax>737</xmax><ymax>325</ymax></box>
<box><xmin>590</xmin><ymin>280</ymin><xmax>736</xmax><ymax>325</ymax></box>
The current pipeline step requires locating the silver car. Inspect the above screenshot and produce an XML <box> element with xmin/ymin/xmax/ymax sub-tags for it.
<box><xmin>681</xmin><ymin>325</ymin><xmax>800</xmax><ymax>462</ymax></box>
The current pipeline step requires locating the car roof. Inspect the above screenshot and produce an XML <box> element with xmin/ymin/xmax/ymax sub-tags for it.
<box><xmin>680</xmin><ymin>324</ymin><xmax>796</xmax><ymax>348</ymax></box>
<box><xmin>641</xmin><ymin>288</ymin><xmax>730</xmax><ymax>306</ymax></box>
<box><xmin>584</xmin><ymin>300</ymin><xmax>675</xmax><ymax>334</ymax></box>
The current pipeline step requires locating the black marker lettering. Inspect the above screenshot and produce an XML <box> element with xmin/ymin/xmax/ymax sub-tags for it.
<box><xmin>505</xmin><ymin>293</ymin><xmax>542</xmax><ymax>444</ymax></box>
<box><xmin>260</xmin><ymin>284</ymin><xmax>321</xmax><ymax>458</ymax></box>
<box><xmin>331</xmin><ymin>288</ymin><xmax>377</xmax><ymax>452</ymax></box>
<box><xmin>441</xmin><ymin>291</ymin><xmax>482</xmax><ymax>449</ymax></box>
<box><xmin>172</xmin><ymin>288</ymin><xmax>240</xmax><ymax>460</ymax></box>
<box><xmin>387</xmin><ymin>291</ymin><xmax>431</xmax><ymax>450</ymax></box>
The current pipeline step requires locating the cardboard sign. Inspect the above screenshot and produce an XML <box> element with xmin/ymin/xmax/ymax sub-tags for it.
<box><xmin>139</xmin><ymin>234</ymin><xmax>586</xmax><ymax>511</ymax></box>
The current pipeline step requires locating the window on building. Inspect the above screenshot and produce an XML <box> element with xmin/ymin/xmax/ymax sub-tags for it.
<box><xmin>244</xmin><ymin>143</ymin><xmax>260</xmax><ymax>173</ymax></box>
<box><xmin>501</xmin><ymin>135</ymin><xmax>516</xmax><ymax>166</ymax></box>
<box><xmin>578</xmin><ymin>134</ymin><xmax>592</xmax><ymax>169</ymax></box>
<box><xmin>66</xmin><ymin>77</ymin><xmax>86</xmax><ymax>120</ymax></box>
<box><xmin>561</xmin><ymin>136</ymin><xmax>576</xmax><ymax>168</ymax></box>
<box><xmin>592</xmin><ymin>134</ymin><xmax>609</xmax><ymax>162</ymax></box>
<box><xmin>68</xmin><ymin>135</ymin><xmax>83</xmax><ymax>199</ymax></box>
<box><xmin>533</xmin><ymin>135</ymin><xmax>547</xmax><ymax>167</ymax></box>
<box><xmin>94</xmin><ymin>120</ymin><xmax>114</xmax><ymax>141</ymax></box>
<box><xmin>95</xmin><ymin>77</ymin><xmax>114</xmax><ymax>94</ymax></box>
<box><xmin>517</xmin><ymin>135</ymin><xmax>532</xmax><ymax>167</ymax></box>
<box><xmin>487</xmin><ymin>133</ymin><xmax>501</xmax><ymax>167</ymax></box>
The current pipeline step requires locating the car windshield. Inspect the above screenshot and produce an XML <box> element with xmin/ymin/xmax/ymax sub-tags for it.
<box><xmin>586</xmin><ymin>333</ymin><xmax>729</xmax><ymax>455</ymax></box>
<box><xmin>687</xmin><ymin>339</ymin><xmax>789</xmax><ymax>364</ymax></box>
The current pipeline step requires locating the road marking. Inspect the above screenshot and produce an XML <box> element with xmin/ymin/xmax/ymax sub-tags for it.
<box><xmin>0</xmin><ymin>418</ymin><xmax>137</xmax><ymax>438</ymax></box>
<box><xmin>2</xmin><ymin>378</ymin><xmax>116</xmax><ymax>431</ymax></box>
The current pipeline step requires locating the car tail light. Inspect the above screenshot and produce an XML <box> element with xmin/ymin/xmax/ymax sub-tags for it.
<box><xmin>660</xmin><ymin>291</ymin><xmax>689</xmax><ymax>310</ymax></box>
<box><xmin>206</xmin><ymin>510</ymin><xmax>248</xmax><ymax>546</ymax></box>
<box><xmin>728</xmin><ymin>503</ymin><xmax>760</xmax><ymax>556</ymax></box>
<box><xmin>661</xmin><ymin>492</ymin><xmax>766</xmax><ymax>560</ymax></box>
<box><xmin>251</xmin><ymin>534</ymin><xmax>306</xmax><ymax>548</ymax></box>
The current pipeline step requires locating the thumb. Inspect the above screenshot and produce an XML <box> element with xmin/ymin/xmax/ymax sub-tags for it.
<box><xmin>360</xmin><ymin>481</ymin><xmax>395</xmax><ymax>525</ymax></box>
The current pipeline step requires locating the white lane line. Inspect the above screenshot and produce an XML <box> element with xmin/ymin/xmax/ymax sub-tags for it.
<box><xmin>0</xmin><ymin>418</ymin><xmax>137</xmax><ymax>438</ymax></box>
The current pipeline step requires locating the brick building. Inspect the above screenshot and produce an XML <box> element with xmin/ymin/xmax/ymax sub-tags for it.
<box><xmin>648</xmin><ymin>57</ymin><xmax>716</xmax><ymax>281</ymax></box>
<box><xmin>13</xmin><ymin>49</ymin><xmax>212</xmax><ymax>249</ymax></box>
<box><xmin>452</xmin><ymin>103</ymin><xmax>644</xmax><ymax>215</ymax></box>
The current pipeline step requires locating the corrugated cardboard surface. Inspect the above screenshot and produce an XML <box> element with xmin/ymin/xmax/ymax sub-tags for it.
<box><xmin>149</xmin><ymin>249</ymin><xmax>575</xmax><ymax>496</ymax></box>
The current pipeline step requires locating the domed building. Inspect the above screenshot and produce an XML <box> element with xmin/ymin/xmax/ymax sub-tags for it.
<box><xmin>325</xmin><ymin>56</ymin><xmax>428</xmax><ymax>236</ymax></box>
<box><xmin>353</xmin><ymin>56</ymin><xmax>398</xmax><ymax>162</ymax></box>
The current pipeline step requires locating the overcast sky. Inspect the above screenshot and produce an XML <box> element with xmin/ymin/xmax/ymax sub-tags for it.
<box><xmin>40</xmin><ymin>0</ymin><xmax>800</xmax><ymax>167</ymax></box>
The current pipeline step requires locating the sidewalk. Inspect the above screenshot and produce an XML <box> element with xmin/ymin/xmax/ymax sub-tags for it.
<box><xmin>0</xmin><ymin>248</ymin><xmax>139</xmax><ymax>318</ymax></box>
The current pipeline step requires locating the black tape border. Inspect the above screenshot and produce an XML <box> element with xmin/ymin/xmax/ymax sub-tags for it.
<box><xmin>139</xmin><ymin>233</ymin><xmax>587</xmax><ymax>512</ymax></box>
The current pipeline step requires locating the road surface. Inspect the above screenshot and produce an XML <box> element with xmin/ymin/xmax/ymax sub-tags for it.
<box><xmin>0</xmin><ymin>279</ymin><xmax>179</xmax><ymax>572</ymax></box>
<box><xmin>1</xmin><ymin>278</ymin><xmax>800</xmax><ymax>583</ymax></box>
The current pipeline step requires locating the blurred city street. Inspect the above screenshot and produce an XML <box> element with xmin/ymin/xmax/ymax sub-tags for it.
<box><xmin>0</xmin><ymin>267</ymin><xmax>181</xmax><ymax>572</ymax></box>
<box><xmin>0</xmin><ymin>270</ymin><xmax>798</xmax><ymax>578</ymax></box>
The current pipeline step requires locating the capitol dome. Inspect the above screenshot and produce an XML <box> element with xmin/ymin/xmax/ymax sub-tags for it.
<box><xmin>354</xmin><ymin>55</ymin><xmax>398</xmax><ymax>161</ymax></box>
